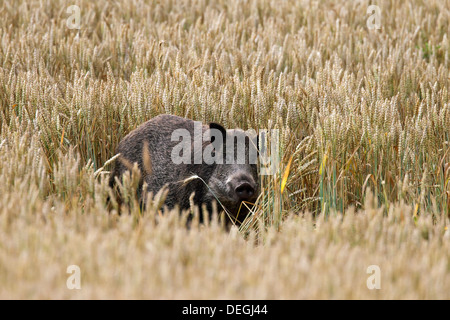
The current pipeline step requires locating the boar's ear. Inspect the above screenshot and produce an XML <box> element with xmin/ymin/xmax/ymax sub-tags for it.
<box><xmin>209</xmin><ymin>122</ymin><xmax>227</xmax><ymax>145</ymax></box>
<box><xmin>256</xmin><ymin>134</ymin><xmax>260</xmax><ymax>154</ymax></box>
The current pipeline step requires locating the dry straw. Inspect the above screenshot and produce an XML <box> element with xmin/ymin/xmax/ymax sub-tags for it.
<box><xmin>0</xmin><ymin>0</ymin><xmax>449</xmax><ymax>299</ymax></box>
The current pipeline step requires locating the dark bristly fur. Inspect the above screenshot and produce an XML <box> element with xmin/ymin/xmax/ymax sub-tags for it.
<box><xmin>109</xmin><ymin>114</ymin><xmax>259</xmax><ymax>225</ymax></box>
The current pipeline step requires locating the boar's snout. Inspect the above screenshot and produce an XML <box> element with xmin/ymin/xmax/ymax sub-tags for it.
<box><xmin>235</xmin><ymin>182</ymin><xmax>256</xmax><ymax>201</ymax></box>
<box><xmin>227</xmin><ymin>172</ymin><xmax>258</xmax><ymax>203</ymax></box>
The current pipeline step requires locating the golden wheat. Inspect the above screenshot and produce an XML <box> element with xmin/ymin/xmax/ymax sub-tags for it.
<box><xmin>0</xmin><ymin>0</ymin><xmax>449</xmax><ymax>299</ymax></box>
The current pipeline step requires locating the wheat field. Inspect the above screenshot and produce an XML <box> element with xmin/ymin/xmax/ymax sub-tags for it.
<box><xmin>0</xmin><ymin>0</ymin><xmax>449</xmax><ymax>299</ymax></box>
